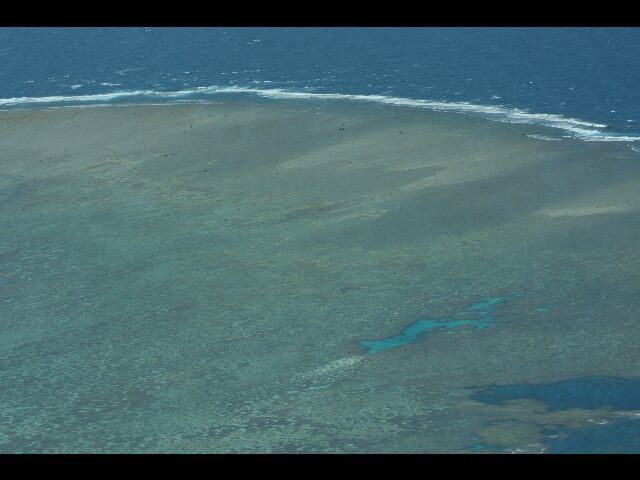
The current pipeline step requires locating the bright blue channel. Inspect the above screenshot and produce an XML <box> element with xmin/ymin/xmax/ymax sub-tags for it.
<box><xmin>360</xmin><ymin>293</ymin><xmax>523</xmax><ymax>355</ymax></box>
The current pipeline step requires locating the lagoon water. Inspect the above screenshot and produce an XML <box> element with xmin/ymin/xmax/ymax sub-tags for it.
<box><xmin>1</xmin><ymin>28</ymin><xmax>640</xmax><ymax>453</ymax></box>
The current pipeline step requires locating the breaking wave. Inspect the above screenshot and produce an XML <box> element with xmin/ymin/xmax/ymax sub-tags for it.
<box><xmin>2</xmin><ymin>85</ymin><xmax>639</xmax><ymax>142</ymax></box>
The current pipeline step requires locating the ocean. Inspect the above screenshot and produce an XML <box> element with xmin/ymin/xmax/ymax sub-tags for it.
<box><xmin>2</xmin><ymin>27</ymin><xmax>640</xmax><ymax>453</ymax></box>
<box><xmin>1</xmin><ymin>27</ymin><xmax>640</xmax><ymax>141</ymax></box>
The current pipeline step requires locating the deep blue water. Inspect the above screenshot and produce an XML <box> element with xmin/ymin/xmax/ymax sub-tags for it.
<box><xmin>472</xmin><ymin>376</ymin><xmax>640</xmax><ymax>452</ymax></box>
<box><xmin>546</xmin><ymin>418</ymin><xmax>640</xmax><ymax>454</ymax></box>
<box><xmin>1</xmin><ymin>28</ymin><xmax>640</xmax><ymax>141</ymax></box>
<box><xmin>472</xmin><ymin>376</ymin><xmax>640</xmax><ymax>411</ymax></box>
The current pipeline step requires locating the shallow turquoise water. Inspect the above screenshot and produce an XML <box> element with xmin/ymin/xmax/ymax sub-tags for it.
<box><xmin>2</xmin><ymin>101</ymin><xmax>640</xmax><ymax>453</ymax></box>
<box><xmin>360</xmin><ymin>293</ymin><xmax>524</xmax><ymax>355</ymax></box>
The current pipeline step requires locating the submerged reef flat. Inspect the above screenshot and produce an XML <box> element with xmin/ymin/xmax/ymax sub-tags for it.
<box><xmin>1</xmin><ymin>100</ymin><xmax>640</xmax><ymax>452</ymax></box>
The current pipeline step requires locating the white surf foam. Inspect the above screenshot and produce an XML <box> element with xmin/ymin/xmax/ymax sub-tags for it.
<box><xmin>526</xmin><ymin>134</ymin><xmax>564</xmax><ymax>142</ymax></box>
<box><xmin>1</xmin><ymin>85</ymin><xmax>639</xmax><ymax>143</ymax></box>
<box><xmin>204</xmin><ymin>86</ymin><xmax>640</xmax><ymax>142</ymax></box>
<box><xmin>0</xmin><ymin>87</ymin><xmax>209</xmax><ymax>107</ymax></box>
